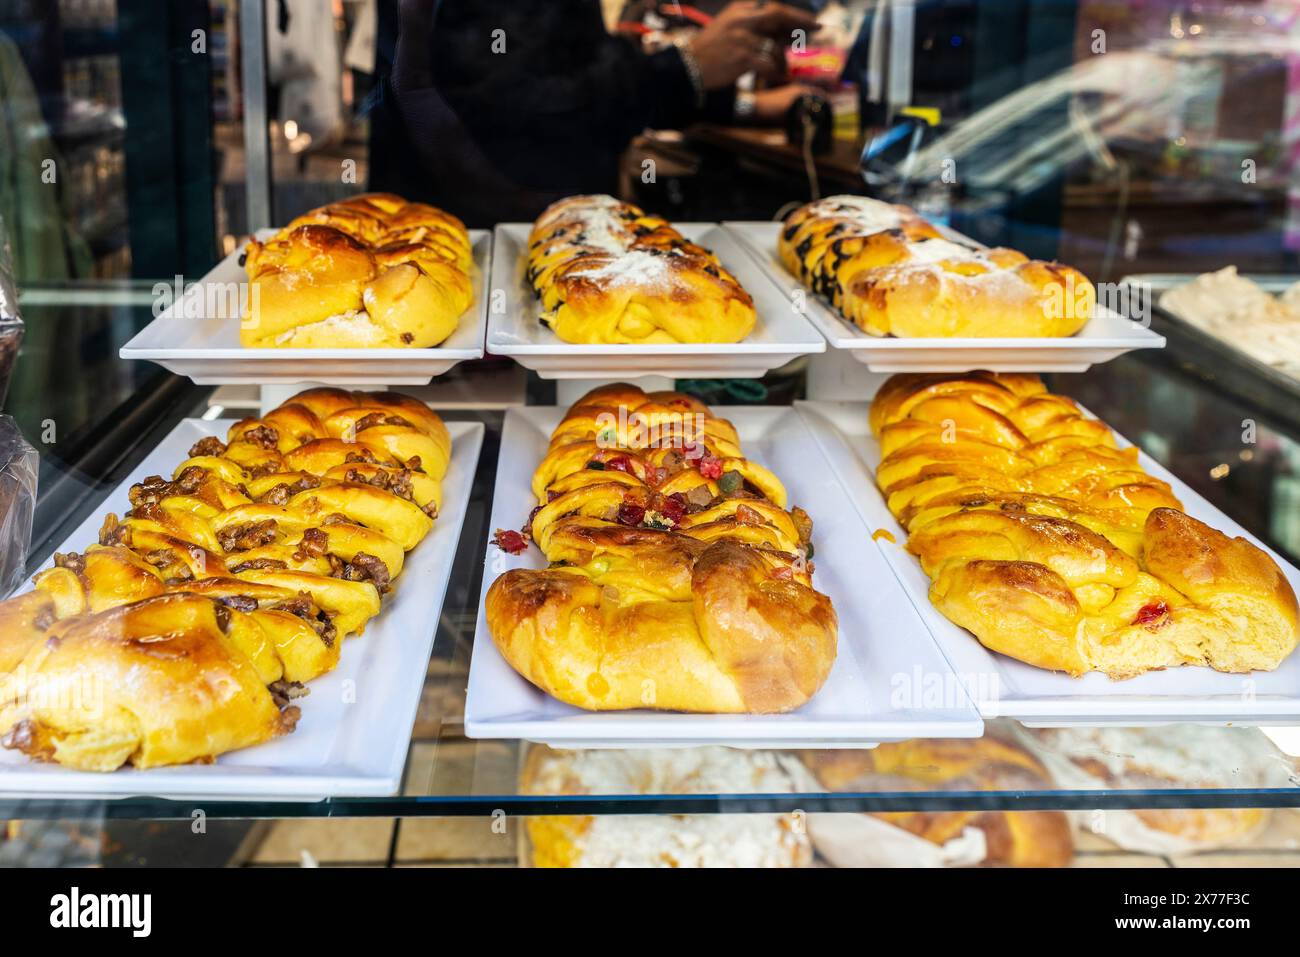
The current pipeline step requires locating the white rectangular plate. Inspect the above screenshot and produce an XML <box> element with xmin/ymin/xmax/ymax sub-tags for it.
<box><xmin>485</xmin><ymin>223</ymin><xmax>825</xmax><ymax>380</ymax></box>
<box><xmin>465</xmin><ymin>405</ymin><xmax>981</xmax><ymax>747</ymax></box>
<box><xmin>119</xmin><ymin>229</ymin><xmax>492</xmax><ymax>385</ymax></box>
<box><xmin>724</xmin><ymin>221</ymin><xmax>1165</xmax><ymax>373</ymax></box>
<box><xmin>795</xmin><ymin>399</ymin><xmax>1300</xmax><ymax>726</ymax></box>
<box><xmin>0</xmin><ymin>417</ymin><xmax>485</xmax><ymax>798</ymax></box>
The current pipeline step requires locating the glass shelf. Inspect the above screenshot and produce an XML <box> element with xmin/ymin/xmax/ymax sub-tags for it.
<box><xmin>4</xmin><ymin>355</ymin><xmax>1300</xmax><ymax>821</ymax></box>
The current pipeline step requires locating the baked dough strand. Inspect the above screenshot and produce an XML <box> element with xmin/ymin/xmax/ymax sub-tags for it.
<box><xmin>0</xmin><ymin>388</ymin><xmax>450</xmax><ymax>770</ymax></box>
<box><xmin>779</xmin><ymin>195</ymin><xmax>1094</xmax><ymax>338</ymax></box>
<box><xmin>486</xmin><ymin>384</ymin><xmax>836</xmax><ymax>712</ymax></box>
<box><xmin>241</xmin><ymin>193</ymin><xmax>473</xmax><ymax>348</ymax></box>
<box><xmin>526</xmin><ymin>195</ymin><xmax>756</xmax><ymax>344</ymax></box>
<box><xmin>871</xmin><ymin>372</ymin><xmax>1299</xmax><ymax>677</ymax></box>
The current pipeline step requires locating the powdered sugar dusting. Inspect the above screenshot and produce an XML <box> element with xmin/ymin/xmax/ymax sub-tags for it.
<box><xmin>571</xmin><ymin>248</ymin><xmax>678</xmax><ymax>289</ymax></box>
<box><xmin>904</xmin><ymin>237</ymin><xmax>981</xmax><ymax>264</ymax></box>
<box><xmin>802</xmin><ymin>194</ymin><xmax>906</xmax><ymax>234</ymax></box>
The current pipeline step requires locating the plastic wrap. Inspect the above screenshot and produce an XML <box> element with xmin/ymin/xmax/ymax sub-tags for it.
<box><xmin>0</xmin><ymin>214</ymin><xmax>23</xmax><ymax>408</ymax></box>
<box><xmin>0</xmin><ymin>417</ymin><xmax>36</xmax><ymax>595</ymax></box>
<box><xmin>0</xmin><ymin>215</ymin><xmax>32</xmax><ymax>591</ymax></box>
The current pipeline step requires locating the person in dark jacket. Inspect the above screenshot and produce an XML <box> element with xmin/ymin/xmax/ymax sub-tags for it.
<box><xmin>368</xmin><ymin>0</ymin><xmax>815</xmax><ymax>225</ymax></box>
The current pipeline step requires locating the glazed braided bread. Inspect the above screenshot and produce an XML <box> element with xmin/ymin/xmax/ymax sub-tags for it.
<box><xmin>779</xmin><ymin>195</ymin><xmax>1094</xmax><ymax>337</ymax></box>
<box><xmin>0</xmin><ymin>388</ymin><xmax>450</xmax><ymax>771</ymax></box>
<box><xmin>241</xmin><ymin>193</ymin><xmax>473</xmax><ymax>348</ymax></box>
<box><xmin>871</xmin><ymin>372</ymin><xmax>1299</xmax><ymax>677</ymax></box>
<box><xmin>525</xmin><ymin>195</ymin><xmax>756</xmax><ymax>344</ymax></box>
<box><xmin>486</xmin><ymin>384</ymin><xmax>836</xmax><ymax>713</ymax></box>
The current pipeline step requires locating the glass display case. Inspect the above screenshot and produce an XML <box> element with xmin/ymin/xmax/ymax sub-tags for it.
<box><xmin>3</xmin><ymin>0</ymin><xmax>1300</xmax><ymax>871</ymax></box>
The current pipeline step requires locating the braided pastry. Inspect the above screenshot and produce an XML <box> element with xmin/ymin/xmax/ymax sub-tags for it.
<box><xmin>485</xmin><ymin>384</ymin><xmax>836</xmax><ymax>713</ymax></box>
<box><xmin>871</xmin><ymin>372</ymin><xmax>1299</xmax><ymax>677</ymax></box>
<box><xmin>525</xmin><ymin>195</ymin><xmax>756</xmax><ymax>344</ymax></box>
<box><xmin>801</xmin><ymin>734</ymin><xmax>1074</xmax><ymax>867</ymax></box>
<box><xmin>0</xmin><ymin>388</ymin><xmax>450</xmax><ymax>770</ymax></box>
<box><xmin>779</xmin><ymin>195</ymin><xmax>1094</xmax><ymax>337</ymax></box>
<box><xmin>241</xmin><ymin>193</ymin><xmax>473</xmax><ymax>348</ymax></box>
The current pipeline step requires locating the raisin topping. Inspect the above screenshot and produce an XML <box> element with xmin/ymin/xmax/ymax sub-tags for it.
<box><xmin>228</xmin><ymin>557</ymin><xmax>288</xmax><ymax>574</ymax></box>
<box><xmin>256</xmin><ymin>475</ymin><xmax>321</xmax><ymax>505</ymax></box>
<box><xmin>188</xmin><ymin>436</ymin><xmax>227</xmax><ymax>458</ymax></box>
<box><xmin>215</xmin><ymin>594</ymin><xmax>259</xmax><ymax>613</ymax></box>
<box><xmin>218</xmin><ymin>519</ymin><xmax>279</xmax><ymax>552</ymax></box>
<box><xmin>98</xmin><ymin>514</ymin><xmax>131</xmax><ymax>547</ymax></box>
<box><xmin>53</xmin><ymin>552</ymin><xmax>85</xmax><ymax>574</ymax></box>
<box><xmin>268</xmin><ymin>679</ymin><xmax>309</xmax><ymax>711</ymax></box>
<box><xmin>356</xmin><ymin>412</ymin><xmax>415</xmax><ymax>433</ymax></box>
<box><xmin>339</xmin><ymin>552</ymin><xmax>391</xmax><ymax>592</ymax></box>
<box><xmin>212</xmin><ymin>602</ymin><xmax>232</xmax><ymax>633</ymax></box>
<box><xmin>242</xmin><ymin>425</ymin><xmax>280</xmax><ymax>449</ymax></box>
<box><xmin>297</xmin><ymin>526</ymin><xmax>329</xmax><ymax>559</ymax></box>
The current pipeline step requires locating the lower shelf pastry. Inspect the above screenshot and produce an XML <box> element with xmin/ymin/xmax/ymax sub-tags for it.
<box><xmin>241</xmin><ymin>193</ymin><xmax>473</xmax><ymax>348</ymax></box>
<box><xmin>519</xmin><ymin>745</ymin><xmax>811</xmax><ymax>867</ymax></box>
<box><xmin>525</xmin><ymin>195</ymin><xmax>756</xmax><ymax>344</ymax></box>
<box><xmin>778</xmin><ymin>194</ymin><xmax>1094</xmax><ymax>337</ymax></box>
<box><xmin>1159</xmin><ymin>266</ymin><xmax>1300</xmax><ymax>378</ymax></box>
<box><xmin>870</xmin><ymin>371</ymin><xmax>1300</xmax><ymax>677</ymax></box>
<box><xmin>485</xmin><ymin>384</ymin><xmax>837</xmax><ymax>713</ymax></box>
<box><xmin>798</xmin><ymin>735</ymin><xmax>1074</xmax><ymax>867</ymax></box>
<box><xmin>1017</xmin><ymin>725</ymin><xmax>1294</xmax><ymax>854</ymax></box>
<box><xmin>0</xmin><ymin>388</ymin><xmax>450</xmax><ymax>771</ymax></box>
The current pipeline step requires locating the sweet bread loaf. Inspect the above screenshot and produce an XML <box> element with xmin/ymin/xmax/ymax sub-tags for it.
<box><xmin>241</xmin><ymin>193</ymin><xmax>473</xmax><ymax>348</ymax></box>
<box><xmin>800</xmin><ymin>734</ymin><xmax>1074</xmax><ymax>867</ymax></box>
<box><xmin>870</xmin><ymin>372</ymin><xmax>1299</xmax><ymax>677</ymax></box>
<box><xmin>779</xmin><ymin>195</ymin><xmax>1093</xmax><ymax>337</ymax></box>
<box><xmin>1018</xmin><ymin>725</ymin><xmax>1292</xmax><ymax>854</ymax></box>
<box><xmin>520</xmin><ymin>745</ymin><xmax>811</xmax><ymax>867</ymax></box>
<box><xmin>485</xmin><ymin>384</ymin><xmax>836</xmax><ymax>713</ymax></box>
<box><xmin>525</xmin><ymin>195</ymin><xmax>756</xmax><ymax>344</ymax></box>
<box><xmin>0</xmin><ymin>388</ymin><xmax>451</xmax><ymax>770</ymax></box>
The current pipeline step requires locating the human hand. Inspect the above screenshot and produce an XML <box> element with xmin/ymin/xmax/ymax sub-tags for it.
<box><xmin>751</xmin><ymin>83</ymin><xmax>820</xmax><ymax>124</ymax></box>
<box><xmin>688</xmin><ymin>1</ymin><xmax>819</xmax><ymax>89</ymax></box>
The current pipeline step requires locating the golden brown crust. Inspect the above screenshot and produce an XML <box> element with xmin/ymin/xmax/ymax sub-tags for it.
<box><xmin>801</xmin><ymin>737</ymin><xmax>1075</xmax><ymax>867</ymax></box>
<box><xmin>240</xmin><ymin>193</ymin><xmax>472</xmax><ymax>348</ymax></box>
<box><xmin>0</xmin><ymin>388</ymin><xmax>451</xmax><ymax>771</ymax></box>
<box><xmin>779</xmin><ymin>195</ymin><xmax>1093</xmax><ymax>338</ymax></box>
<box><xmin>0</xmin><ymin>595</ymin><xmax>292</xmax><ymax>771</ymax></box>
<box><xmin>526</xmin><ymin>195</ymin><xmax>755</xmax><ymax>344</ymax></box>
<box><xmin>871</xmin><ymin>372</ymin><xmax>1300</xmax><ymax>677</ymax></box>
<box><xmin>485</xmin><ymin>384</ymin><xmax>836</xmax><ymax>713</ymax></box>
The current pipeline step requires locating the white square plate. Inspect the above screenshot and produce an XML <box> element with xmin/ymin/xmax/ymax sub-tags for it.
<box><xmin>724</xmin><ymin>221</ymin><xmax>1165</xmax><ymax>373</ymax></box>
<box><xmin>464</xmin><ymin>405</ymin><xmax>981</xmax><ymax>747</ymax></box>
<box><xmin>795</xmin><ymin>399</ymin><xmax>1300</xmax><ymax>726</ymax></box>
<box><xmin>485</xmin><ymin>223</ymin><xmax>825</xmax><ymax>380</ymax></box>
<box><xmin>120</xmin><ymin>229</ymin><xmax>492</xmax><ymax>385</ymax></box>
<box><xmin>0</xmin><ymin>417</ymin><xmax>485</xmax><ymax>798</ymax></box>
